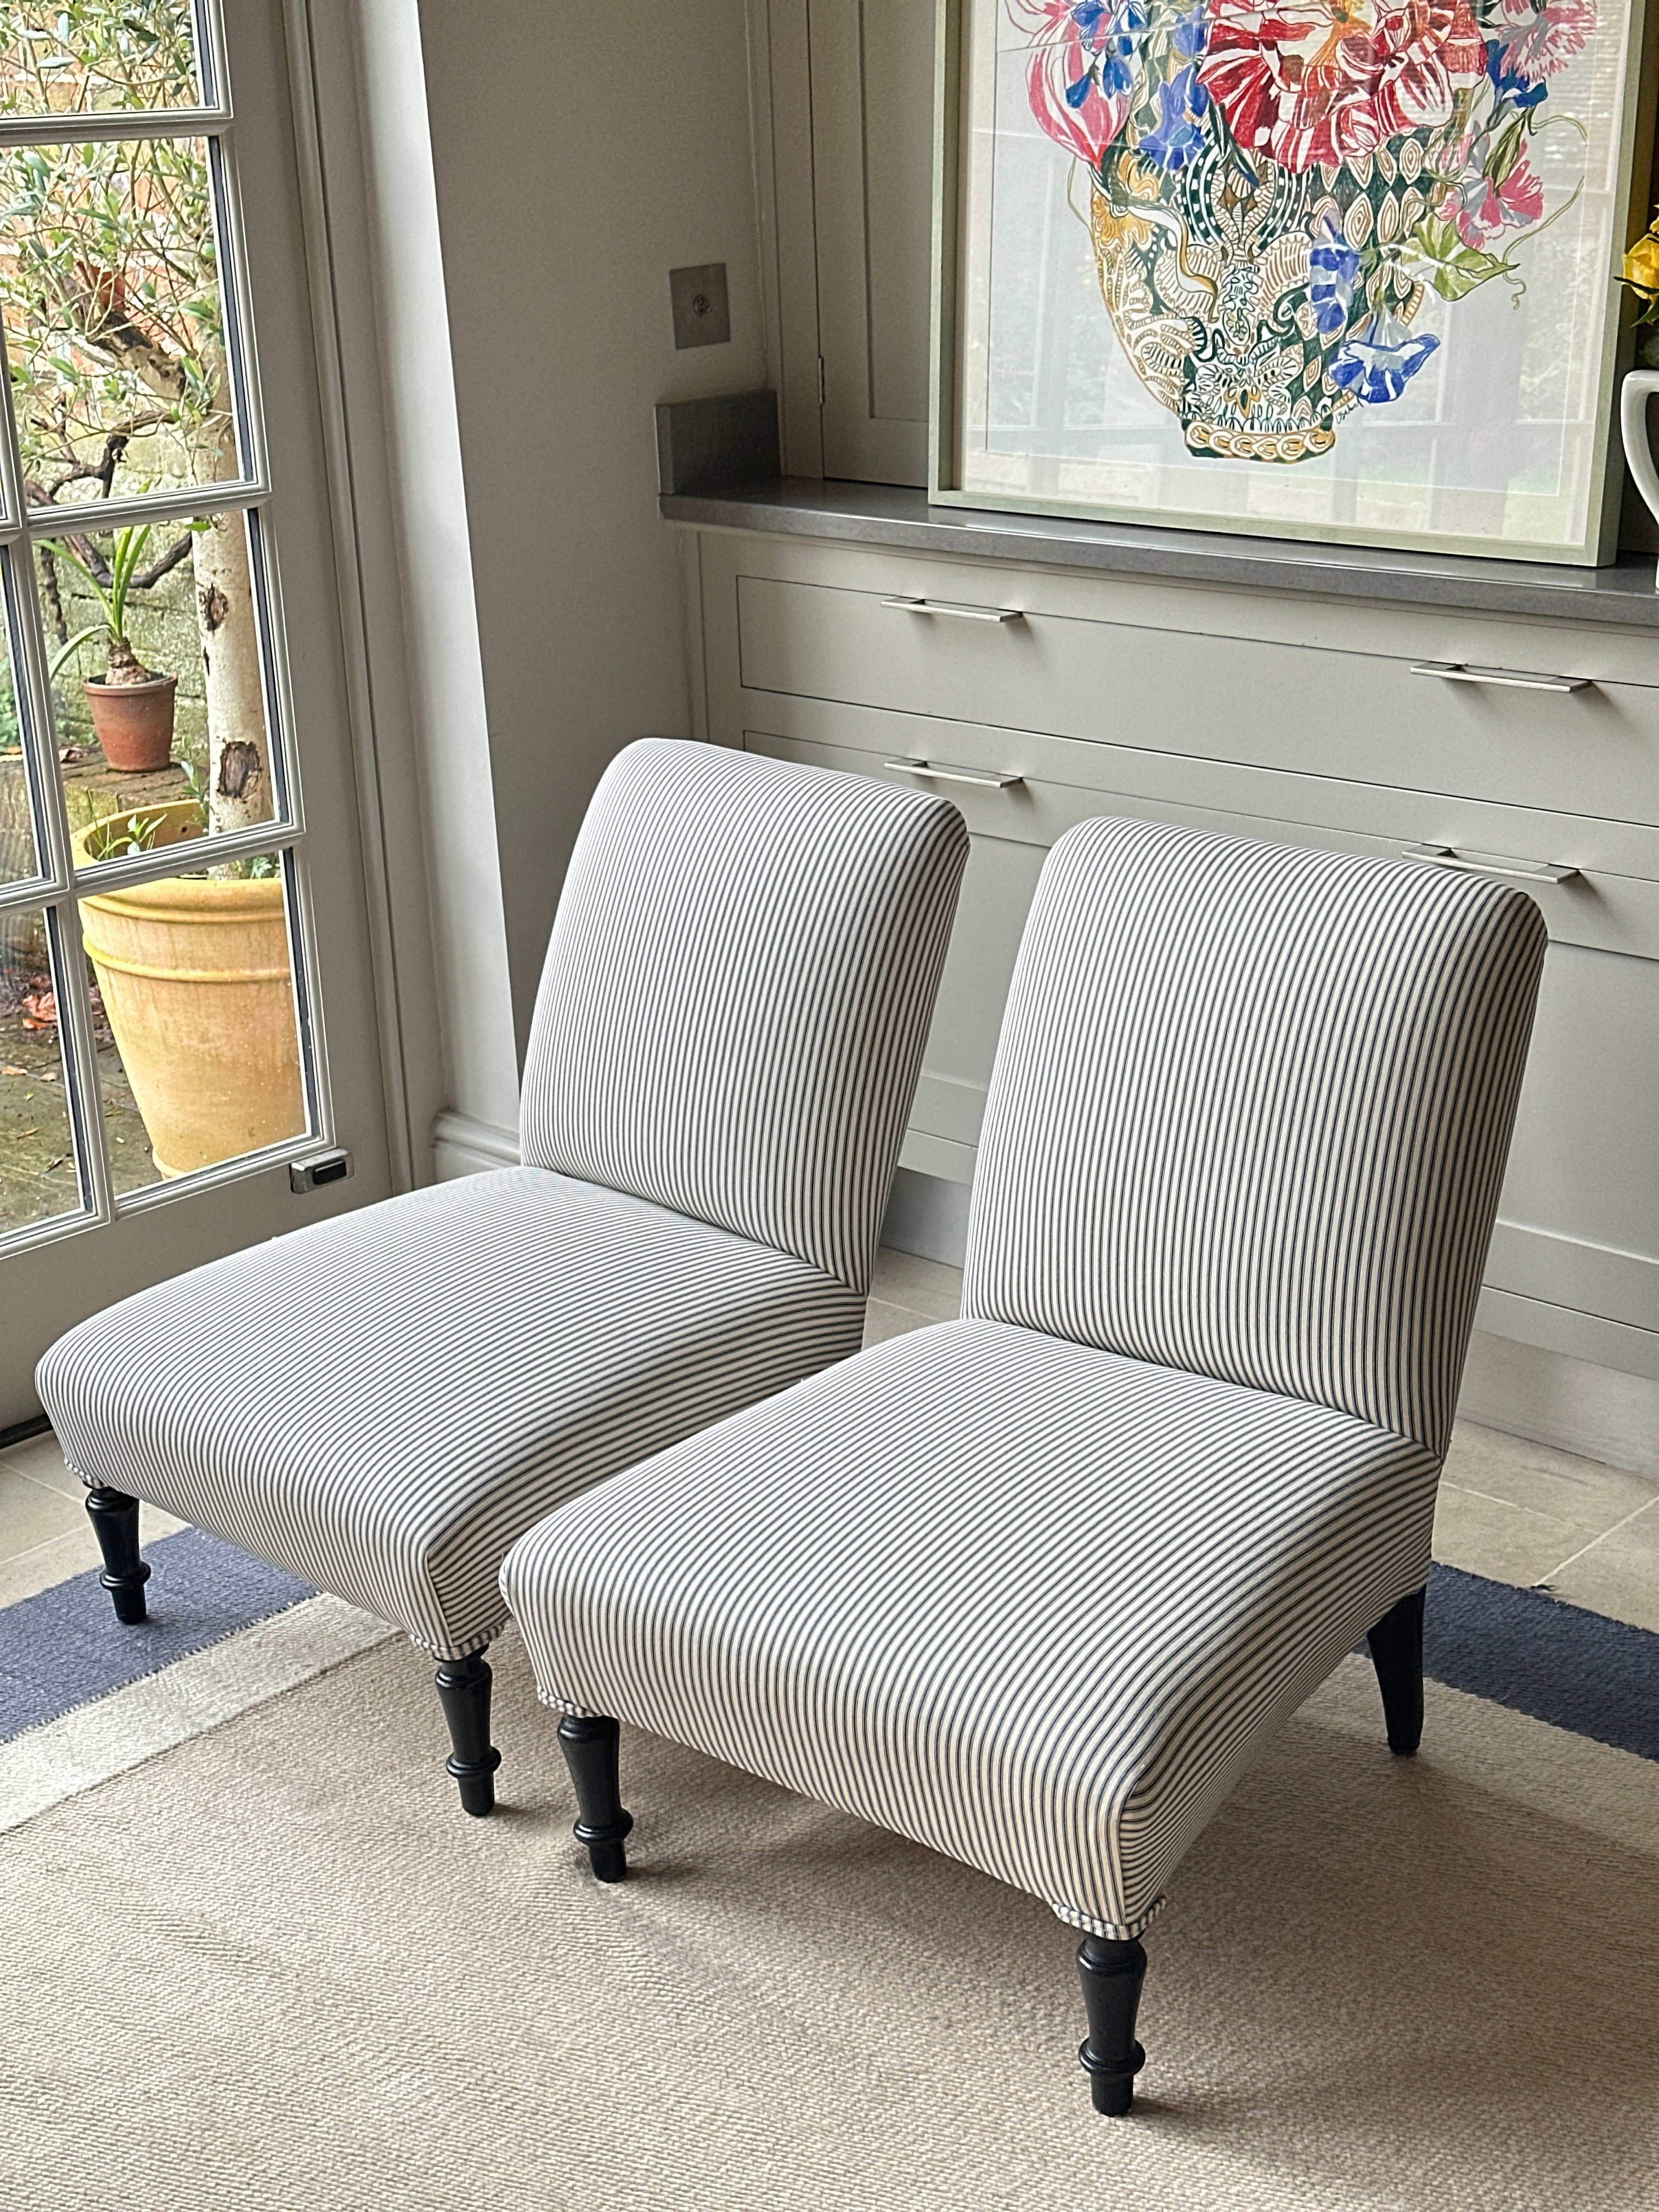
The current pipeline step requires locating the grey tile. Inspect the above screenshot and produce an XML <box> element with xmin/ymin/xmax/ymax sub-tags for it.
<box><xmin>1442</xmin><ymin>1421</ymin><xmax>1658</xmax><ymax>1543</ymax></box>
<box><xmin>0</xmin><ymin>1430</ymin><xmax>81</xmax><ymax>1500</ymax></box>
<box><xmin>0</xmin><ymin>1464</ymin><xmax>91</xmax><ymax>1564</ymax></box>
<box><xmin>862</xmin><ymin>1300</ymin><xmax>936</xmax><ymax>1350</ymax></box>
<box><xmin>870</xmin><ymin>1248</ymin><xmax>962</xmax><ymax>1322</ymax></box>
<box><xmin>1545</xmin><ymin>1500</ymin><xmax>1659</xmax><ymax>1634</ymax></box>
<box><xmin>1431</xmin><ymin>1481</ymin><xmax>1583</xmax><ymax>1590</ymax></box>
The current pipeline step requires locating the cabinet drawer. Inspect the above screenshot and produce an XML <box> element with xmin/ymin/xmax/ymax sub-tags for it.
<box><xmin>747</xmin><ymin>708</ymin><xmax>1659</xmax><ymax>961</ymax></box>
<box><xmin>737</xmin><ymin>572</ymin><xmax>1659</xmax><ymax>825</ymax></box>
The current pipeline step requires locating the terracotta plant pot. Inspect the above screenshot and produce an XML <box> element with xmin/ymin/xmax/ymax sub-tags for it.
<box><xmin>82</xmin><ymin>672</ymin><xmax>178</xmax><ymax>772</ymax></box>
<box><xmin>73</xmin><ymin>801</ymin><xmax>306</xmax><ymax>1178</ymax></box>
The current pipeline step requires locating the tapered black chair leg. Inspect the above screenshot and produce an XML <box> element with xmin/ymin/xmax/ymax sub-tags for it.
<box><xmin>557</xmin><ymin>1713</ymin><xmax>633</xmax><ymax>1882</ymax></box>
<box><xmin>1076</xmin><ymin>1933</ymin><xmax>1147</xmax><ymax>2115</ymax></box>
<box><xmin>84</xmin><ymin>1487</ymin><xmax>150</xmax><ymax>1625</ymax></box>
<box><xmin>434</xmin><ymin>1651</ymin><xmax>503</xmax><ymax>1815</ymax></box>
<box><xmin>1367</xmin><ymin>1585</ymin><xmax>1427</xmax><ymax>1756</ymax></box>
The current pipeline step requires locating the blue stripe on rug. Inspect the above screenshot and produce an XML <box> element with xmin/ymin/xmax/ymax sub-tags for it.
<box><xmin>0</xmin><ymin>1528</ymin><xmax>315</xmax><ymax>1745</ymax></box>
<box><xmin>1423</xmin><ymin>1563</ymin><xmax>1658</xmax><ymax>1761</ymax></box>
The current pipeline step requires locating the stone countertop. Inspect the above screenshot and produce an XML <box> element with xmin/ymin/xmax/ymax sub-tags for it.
<box><xmin>661</xmin><ymin>476</ymin><xmax>1659</xmax><ymax>636</ymax></box>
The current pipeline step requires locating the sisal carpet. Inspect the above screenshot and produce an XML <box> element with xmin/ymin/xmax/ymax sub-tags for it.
<box><xmin>3</xmin><ymin>1627</ymin><xmax>1656</xmax><ymax>2212</ymax></box>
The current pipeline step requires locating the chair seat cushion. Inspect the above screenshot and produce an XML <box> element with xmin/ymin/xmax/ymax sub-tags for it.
<box><xmin>38</xmin><ymin>1170</ymin><xmax>864</xmax><ymax>1659</ymax></box>
<box><xmin>502</xmin><ymin>1319</ymin><xmax>1437</xmax><ymax>1938</ymax></box>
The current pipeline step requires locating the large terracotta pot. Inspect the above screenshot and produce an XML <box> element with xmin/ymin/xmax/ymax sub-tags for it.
<box><xmin>83</xmin><ymin>673</ymin><xmax>178</xmax><ymax>772</ymax></box>
<box><xmin>74</xmin><ymin>802</ymin><xmax>305</xmax><ymax>1178</ymax></box>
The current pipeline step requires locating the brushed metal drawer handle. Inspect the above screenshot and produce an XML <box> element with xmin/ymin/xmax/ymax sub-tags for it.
<box><xmin>880</xmin><ymin>596</ymin><xmax>1024</xmax><ymax>624</ymax></box>
<box><xmin>883</xmin><ymin>757</ymin><xmax>1024</xmax><ymax>789</ymax></box>
<box><xmin>1410</xmin><ymin>661</ymin><xmax>1590</xmax><ymax>693</ymax></box>
<box><xmin>1404</xmin><ymin>842</ymin><xmax>1579</xmax><ymax>886</ymax></box>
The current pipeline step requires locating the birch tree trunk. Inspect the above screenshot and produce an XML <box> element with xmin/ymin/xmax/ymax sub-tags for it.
<box><xmin>193</xmin><ymin>365</ymin><xmax>269</xmax><ymax>839</ymax></box>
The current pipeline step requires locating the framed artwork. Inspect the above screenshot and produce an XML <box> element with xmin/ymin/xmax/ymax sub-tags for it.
<box><xmin>930</xmin><ymin>0</ymin><xmax>1656</xmax><ymax>561</ymax></box>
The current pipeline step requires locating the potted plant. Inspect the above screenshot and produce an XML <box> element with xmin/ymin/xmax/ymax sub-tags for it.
<box><xmin>52</xmin><ymin>522</ymin><xmax>178</xmax><ymax>773</ymax></box>
<box><xmin>71</xmin><ymin>791</ymin><xmax>303</xmax><ymax>1178</ymax></box>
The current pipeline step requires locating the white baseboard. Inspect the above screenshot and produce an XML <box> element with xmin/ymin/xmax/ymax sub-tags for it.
<box><xmin>431</xmin><ymin>1108</ymin><xmax>521</xmax><ymax>1180</ymax></box>
<box><xmin>1458</xmin><ymin>1329</ymin><xmax>1659</xmax><ymax>1480</ymax></box>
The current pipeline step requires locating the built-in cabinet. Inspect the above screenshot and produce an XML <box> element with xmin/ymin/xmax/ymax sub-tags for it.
<box><xmin>684</xmin><ymin>523</ymin><xmax>1659</xmax><ymax>1391</ymax></box>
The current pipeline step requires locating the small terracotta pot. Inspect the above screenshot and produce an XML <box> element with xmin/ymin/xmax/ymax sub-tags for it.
<box><xmin>83</xmin><ymin>672</ymin><xmax>178</xmax><ymax>772</ymax></box>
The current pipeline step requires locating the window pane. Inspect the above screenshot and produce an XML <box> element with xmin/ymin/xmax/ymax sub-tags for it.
<box><xmin>0</xmin><ymin>905</ymin><xmax>80</xmax><ymax>1235</ymax></box>
<box><xmin>0</xmin><ymin>600</ymin><xmax>42</xmax><ymax>885</ymax></box>
<box><xmin>80</xmin><ymin>845</ymin><xmax>307</xmax><ymax>1188</ymax></box>
<box><xmin>0</xmin><ymin>6</ymin><xmax>202</xmax><ymax>118</ymax></box>
<box><xmin>40</xmin><ymin>507</ymin><xmax>280</xmax><ymax>859</ymax></box>
<box><xmin>1</xmin><ymin>136</ymin><xmax>240</xmax><ymax>503</ymax></box>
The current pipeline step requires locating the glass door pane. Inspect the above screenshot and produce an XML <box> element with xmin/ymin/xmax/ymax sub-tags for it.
<box><xmin>0</xmin><ymin>7</ymin><xmax>204</xmax><ymax>115</ymax></box>
<box><xmin>0</xmin><ymin>0</ymin><xmax>394</xmax><ymax>1419</ymax></box>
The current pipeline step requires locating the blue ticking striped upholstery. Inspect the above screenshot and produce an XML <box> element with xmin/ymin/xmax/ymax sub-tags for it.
<box><xmin>503</xmin><ymin>815</ymin><xmax>1545</xmax><ymax>1938</ymax></box>
<box><xmin>965</xmin><ymin>818</ymin><xmax>1548</xmax><ymax>1458</ymax></box>
<box><xmin>504</xmin><ymin>1320</ymin><xmax>1440</xmax><ymax>1937</ymax></box>
<box><xmin>522</xmin><ymin>740</ymin><xmax>969</xmax><ymax>1295</ymax></box>
<box><xmin>38</xmin><ymin>742</ymin><xmax>967</xmax><ymax>1661</ymax></box>
<box><xmin>42</xmin><ymin>1173</ymin><xmax>866</xmax><ymax>1658</ymax></box>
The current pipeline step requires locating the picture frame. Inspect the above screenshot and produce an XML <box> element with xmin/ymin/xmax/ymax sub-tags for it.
<box><xmin>929</xmin><ymin>0</ymin><xmax>1658</xmax><ymax>564</ymax></box>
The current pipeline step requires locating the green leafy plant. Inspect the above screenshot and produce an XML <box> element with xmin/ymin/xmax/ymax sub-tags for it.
<box><xmin>83</xmin><ymin>806</ymin><xmax>165</xmax><ymax>861</ymax></box>
<box><xmin>50</xmin><ymin>520</ymin><xmax>161</xmax><ymax>681</ymax></box>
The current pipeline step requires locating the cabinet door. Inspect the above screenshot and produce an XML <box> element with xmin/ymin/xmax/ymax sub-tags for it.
<box><xmin>806</xmin><ymin>0</ymin><xmax>934</xmax><ymax>486</ymax></box>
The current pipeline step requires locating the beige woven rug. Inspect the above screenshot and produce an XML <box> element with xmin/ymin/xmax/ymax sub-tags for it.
<box><xmin>4</xmin><ymin>1626</ymin><xmax>1656</xmax><ymax>2212</ymax></box>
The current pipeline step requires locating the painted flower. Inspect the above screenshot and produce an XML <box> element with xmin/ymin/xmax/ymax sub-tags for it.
<box><xmin>1329</xmin><ymin>310</ymin><xmax>1440</xmax><ymax>400</ymax></box>
<box><xmin>1171</xmin><ymin>3</ymin><xmax>1210</xmax><ymax>54</ymax></box>
<box><xmin>1500</xmin><ymin>0</ymin><xmax>1595</xmax><ymax>80</ymax></box>
<box><xmin>1484</xmin><ymin>36</ymin><xmax>1547</xmax><ymax>105</ymax></box>
<box><xmin>1451</xmin><ymin>144</ymin><xmax>1544</xmax><ymax>245</ymax></box>
<box><xmin>1014</xmin><ymin>0</ymin><xmax>1150</xmax><ymax>165</ymax></box>
<box><xmin>1198</xmin><ymin>0</ymin><xmax>1487</xmax><ymax>172</ymax></box>
<box><xmin>1139</xmin><ymin>62</ymin><xmax>1211</xmax><ymax>169</ymax></box>
<box><xmin>1308</xmin><ymin>215</ymin><xmax>1361</xmax><ymax>334</ymax></box>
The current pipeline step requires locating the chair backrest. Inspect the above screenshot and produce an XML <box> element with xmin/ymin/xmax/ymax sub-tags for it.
<box><xmin>521</xmin><ymin>741</ymin><xmax>968</xmax><ymax>1294</ymax></box>
<box><xmin>963</xmin><ymin>816</ymin><xmax>1546</xmax><ymax>1457</ymax></box>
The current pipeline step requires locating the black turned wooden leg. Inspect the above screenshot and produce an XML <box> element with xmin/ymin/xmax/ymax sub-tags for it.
<box><xmin>1367</xmin><ymin>1585</ymin><xmax>1427</xmax><ymax>1757</ymax></box>
<box><xmin>1076</xmin><ymin>1934</ymin><xmax>1147</xmax><ymax>2116</ymax></box>
<box><xmin>84</xmin><ymin>1488</ymin><xmax>150</xmax><ymax>1625</ymax></box>
<box><xmin>557</xmin><ymin>1714</ymin><xmax>633</xmax><ymax>1882</ymax></box>
<box><xmin>433</xmin><ymin>1651</ymin><xmax>502</xmax><ymax>1816</ymax></box>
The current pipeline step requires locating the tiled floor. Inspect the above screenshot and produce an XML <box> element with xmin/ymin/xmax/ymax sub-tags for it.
<box><xmin>2</xmin><ymin>1249</ymin><xmax>1654</xmax><ymax>1632</ymax></box>
<box><xmin>866</xmin><ymin>1249</ymin><xmax>1659</xmax><ymax>1634</ymax></box>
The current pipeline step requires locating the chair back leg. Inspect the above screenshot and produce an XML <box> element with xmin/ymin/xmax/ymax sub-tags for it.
<box><xmin>1366</xmin><ymin>1586</ymin><xmax>1427</xmax><ymax>1756</ymax></box>
<box><xmin>84</xmin><ymin>1487</ymin><xmax>151</xmax><ymax>1624</ymax></box>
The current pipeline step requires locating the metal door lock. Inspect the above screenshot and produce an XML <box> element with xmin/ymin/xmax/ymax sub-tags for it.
<box><xmin>290</xmin><ymin>1149</ymin><xmax>353</xmax><ymax>1194</ymax></box>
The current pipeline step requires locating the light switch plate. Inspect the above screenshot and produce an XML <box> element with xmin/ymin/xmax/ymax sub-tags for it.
<box><xmin>669</xmin><ymin>262</ymin><xmax>730</xmax><ymax>349</ymax></box>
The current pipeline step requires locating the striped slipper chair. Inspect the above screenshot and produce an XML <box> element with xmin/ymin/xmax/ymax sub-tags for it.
<box><xmin>37</xmin><ymin>740</ymin><xmax>967</xmax><ymax>1814</ymax></box>
<box><xmin>500</xmin><ymin>814</ymin><xmax>1546</xmax><ymax>2112</ymax></box>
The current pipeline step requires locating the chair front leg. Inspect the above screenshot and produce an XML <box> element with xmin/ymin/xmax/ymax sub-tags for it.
<box><xmin>557</xmin><ymin>1713</ymin><xmax>633</xmax><ymax>1882</ymax></box>
<box><xmin>1076</xmin><ymin>1933</ymin><xmax>1147</xmax><ymax>2115</ymax></box>
<box><xmin>84</xmin><ymin>1488</ymin><xmax>151</xmax><ymax>1624</ymax></box>
<box><xmin>1366</xmin><ymin>1585</ymin><xmax>1426</xmax><ymax>1756</ymax></box>
<box><xmin>434</xmin><ymin>1651</ymin><xmax>503</xmax><ymax>1816</ymax></box>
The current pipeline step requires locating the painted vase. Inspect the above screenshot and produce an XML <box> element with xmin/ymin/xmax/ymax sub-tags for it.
<box><xmin>1089</xmin><ymin>136</ymin><xmax>1437</xmax><ymax>464</ymax></box>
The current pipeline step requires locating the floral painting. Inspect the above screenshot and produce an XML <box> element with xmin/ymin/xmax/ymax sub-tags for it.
<box><xmin>940</xmin><ymin>0</ymin><xmax>1647</xmax><ymax>557</ymax></box>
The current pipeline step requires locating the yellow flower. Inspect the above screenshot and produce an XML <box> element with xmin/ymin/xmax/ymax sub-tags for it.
<box><xmin>1624</xmin><ymin>227</ymin><xmax>1659</xmax><ymax>297</ymax></box>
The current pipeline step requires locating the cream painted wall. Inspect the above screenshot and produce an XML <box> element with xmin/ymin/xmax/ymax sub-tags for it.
<box><xmin>415</xmin><ymin>0</ymin><xmax>769</xmax><ymax>1051</ymax></box>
